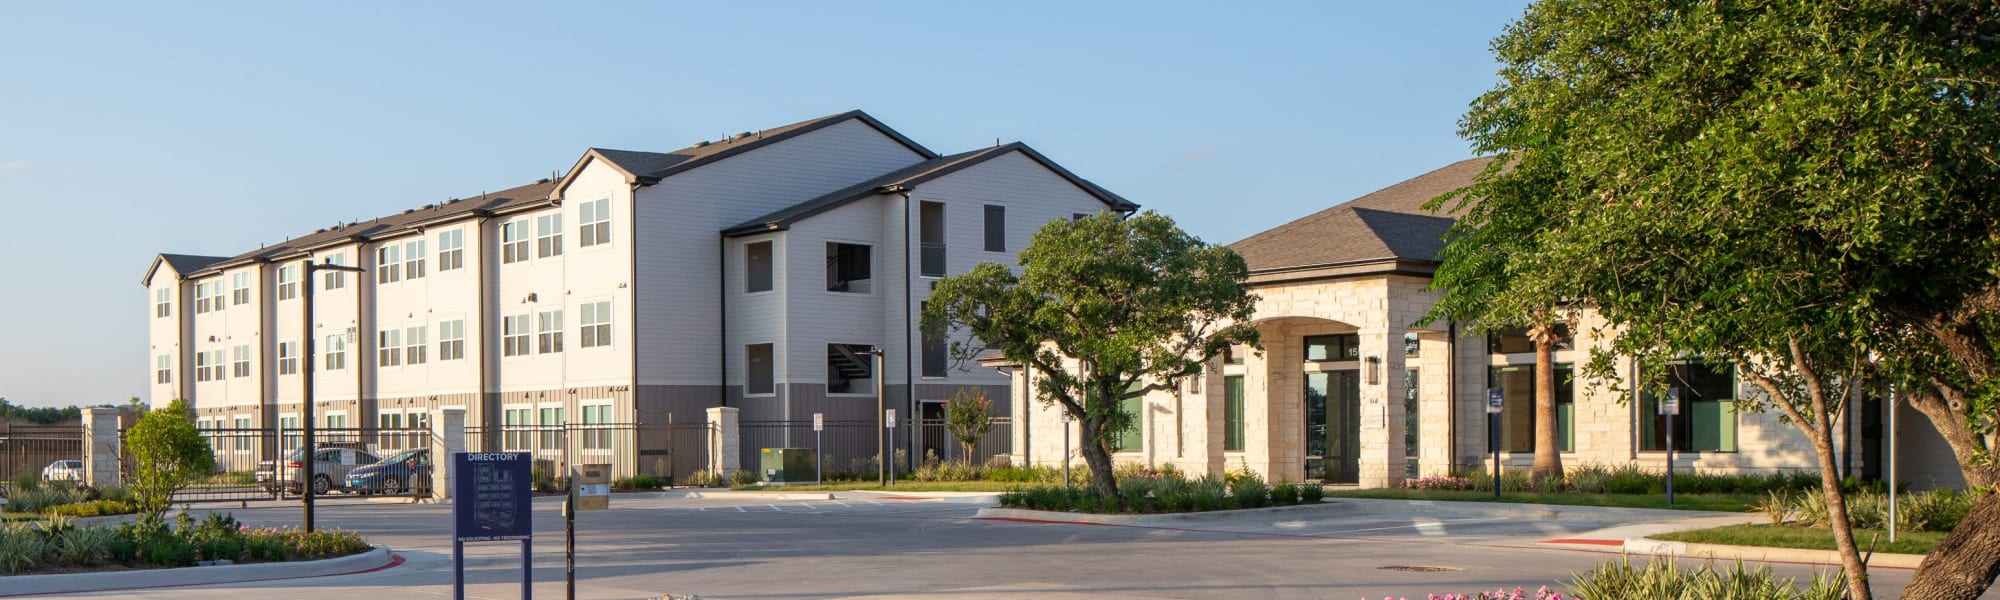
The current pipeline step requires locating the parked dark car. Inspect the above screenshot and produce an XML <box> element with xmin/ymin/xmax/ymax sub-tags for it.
<box><xmin>345</xmin><ymin>448</ymin><xmax>431</xmax><ymax>495</ymax></box>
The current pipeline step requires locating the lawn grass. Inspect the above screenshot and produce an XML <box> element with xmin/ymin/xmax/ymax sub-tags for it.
<box><xmin>729</xmin><ymin>480</ymin><xmax>1029</xmax><ymax>492</ymax></box>
<box><xmin>1651</xmin><ymin>523</ymin><xmax>1945</xmax><ymax>555</ymax></box>
<box><xmin>1325</xmin><ymin>488</ymin><xmax>1760</xmax><ymax>512</ymax></box>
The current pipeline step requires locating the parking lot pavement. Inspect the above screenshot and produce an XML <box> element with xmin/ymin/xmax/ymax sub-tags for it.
<box><xmin>41</xmin><ymin>495</ymin><xmax>1997</xmax><ymax>599</ymax></box>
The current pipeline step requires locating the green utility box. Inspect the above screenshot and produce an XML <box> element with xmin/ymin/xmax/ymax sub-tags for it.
<box><xmin>759</xmin><ymin>448</ymin><xmax>816</xmax><ymax>484</ymax></box>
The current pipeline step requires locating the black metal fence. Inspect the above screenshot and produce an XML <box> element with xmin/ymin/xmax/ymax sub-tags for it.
<box><xmin>466</xmin><ymin>422</ymin><xmax>714</xmax><ymax>486</ymax></box>
<box><xmin>112</xmin><ymin>425</ymin><xmax>435</xmax><ymax>504</ymax></box>
<box><xmin>0</xmin><ymin>424</ymin><xmax>83</xmax><ymax>495</ymax></box>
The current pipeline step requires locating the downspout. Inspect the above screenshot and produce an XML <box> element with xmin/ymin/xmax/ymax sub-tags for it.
<box><xmin>475</xmin><ymin>216</ymin><xmax>496</xmax><ymax>450</ymax></box>
<box><xmin>1447</xmin><ymin>320</ymin><xmax>1457</xmax><ymax>473</ymax></box>
<box><xmin>718</xmin><ymin>235</ymin><xmax>727</xmax><ymax>408</ymax></box>
<box><xmin>902</xmin><ymin>191</ymin><xmax>916</xmax><ymax>472</ymax></box>
<box><xmin>627</xmin><ymin>183</ymin><xmax>643</xmax><ymax>421</ymax></box>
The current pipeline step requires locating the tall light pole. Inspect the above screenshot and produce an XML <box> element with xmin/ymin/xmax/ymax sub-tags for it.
<box><xmin>301</xmin><ymin>257</ymin><xmax>363</xmax><ymax>533</ymax></box>
<box><xmin>868</xmin><ymin>347</ymin><xmax>886</xmax><ymax>486</ymax></box>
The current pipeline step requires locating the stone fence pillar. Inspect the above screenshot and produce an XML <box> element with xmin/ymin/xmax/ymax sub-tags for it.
<box><xmin>81</xmin><ymin>407</ymin><xmax>123</xmax><ymax>488</ymax></box>
<box><xmin>706</xmin><ymin>406</ymin><xmax>739</xmax><ymax>477</ymax></box>
<box><xmin>431</xmin><ymin>407</ymin><xmax>466</xmax><ymax>502</ymax></box>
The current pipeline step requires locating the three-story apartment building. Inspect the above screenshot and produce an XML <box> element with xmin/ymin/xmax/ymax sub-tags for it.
<box><xmin>142</xmin><ymin>111</ymin><xmax>1135</xmax><ymax>474</ymax></box>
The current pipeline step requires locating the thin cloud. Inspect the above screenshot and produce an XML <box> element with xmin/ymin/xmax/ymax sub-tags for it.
<box><xmin>0</xmin><ymin>160</ymin><xmax>25</xmax><ymax>174</ymax></box>
<box><xmin>1179</xmin><ymin>145</ymin><xmax>1221</xmax><ymax>162</ymax></box>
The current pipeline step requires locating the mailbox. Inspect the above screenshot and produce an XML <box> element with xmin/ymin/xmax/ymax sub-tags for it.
<box><xmin>573</xmin><ymin>463</ymin><xmax>610</xmax><ymax>511</ymax></box>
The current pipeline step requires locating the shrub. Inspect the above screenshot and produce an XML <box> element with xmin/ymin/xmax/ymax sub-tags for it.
<box><xmin>729</xmin><ymin>469</ymin><xmax>758</xmax><ymax>486</ymax></box>
<box><xmin>1271</xmin><ymin>481</ymin><xmax>1301</xmax><ymax>505</ymax></box>
<box><xmin>45</xmin><ymin>499</ymin><xmax>140</xmax><ymax>518</ymax></box>
<box><xmin>125</xmin><ymin>399</ymin><xmax>215</xmax><ymax>522</ymax></box>
<box><xmin>0</xmin><ymin>524</ymin><xmax>45</xmax><ymax>574</ymax></box>
<box><xmin>1567</xmin><ymin>464</ymin><xmax>1612</xmax><ymax>494</ymax></box>
<box><xmin>53</xmin><ymin>521</ymin><xmax>116</xmax><ymax>566</ymax></box>
<box><xmin>614</xmin><ymin>475</ymin><xmax>665</xmax><ymax>490</ymax></box>
<box><xmin>1566</xmin><ymin>555</ymin><xmax>1843</xmax><ymax>600</ymax></box>
<box><xmin>1229</xmin><ymin>476</ymin><xmax>1270</xmax><ymax>509</ymax></box>
<box><xmin>985</xmin><ymin>465</ymin><xmax>1063</xmax><ymax>483</ymax></box>
<box><xmin>11</xmin><ymin>471</ymin><xmax>40</xmax><ymax>495</ymax></box>
<box><xmin>1299</xmin><ymin>481</ymin><xmax>1325</xmax><ymax>503</ymax></box>
<box><xmin>1406</xmin><ymin>476</ymin><xmax>1477</xmax><ymax>491</ymax></box>
<box><xmin>912</xmin><ymin>461</ymin><xmax>983</xmax><ymax>482</ymax></box>
<box><xmin>2</xmin><ymin>487</ymin><xmax>83</xmax><ymax>514</ymax></box>
<box><xmin>944</xmin><ymin>387</ymin><xmax>994</xmax><ymax>461</ymax></box>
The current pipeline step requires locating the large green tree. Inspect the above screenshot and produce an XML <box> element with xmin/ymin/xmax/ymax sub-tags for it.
<box><xmin>923</xmin><ymin>211</ymin><xmax>1258</xmax><ymax>500</ymax></box>
<box><xmin>1448</xmin><ymin>2</ymin><xmax>2000</xmax><ymax>598</ymax></box>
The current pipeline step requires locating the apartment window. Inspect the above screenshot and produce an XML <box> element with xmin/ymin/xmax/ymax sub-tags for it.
<box><xmin>826</xmin><ymin>243</ymin><xmax>872</xmax><ymax>293</ymax></box>
<box><xmin>538</xmin><ymin>407</ymin><xmax>564</xmax><ymax>449</ymax></box>
<box><xmin>580</xmin><ymin>301</ymin><xmax>611</xmax><ymax>349</ymax></box>
<box><xmin>196</xmin><ymin>351</ymin><xmax>214</xmax><ymax>382</ymax></box>
<box><xmin>1073</xmin><ymin>212</ymin><xmax>1093</xmax><ymax>221</ymax></box>
<box><xmin>277</xmin><ymin>266</ymin><xmax>298</xmax><ymax>301</ymax></box>
<box><xmin>1226</xmin><ymin>343</ymin><xmax>1247</xmax><ymax>365</ymax></box>
<box><xmin>437</xmin><ymin>229</ymin><xmax>464</xmax><ymax>271</ymax></box>
<box><xmin>984</xmin><ymin>205</ymin><xmax>1005</xmax><ymax>252</ymax></box>
<box><xmin>325</xmin><ymin>334</ymin><xmax>346</xmax><ymax>370</ymax></box>
<box><xmin>581</xmin><ymin>404</ymin><xmax>611</xmax><ymax>450</ymax></box>
<box><xmin>278</xmin><ymin>341</ymin><xmax>298</xmax><ymax>376</ymax></box>
<box><xmin>405</xmin><ymin>325</ymin><xmax>427</xmax><ymax>365</ymax></box>
<box><xmin>377</xmin><ymin>245</ymin><xmax>402</xmax><ymax>284</ymax></box>
<box><xmin>1224</xmin><ymin>376</ymin><xmax>1245</xmax><ymax>452</ymax></box>
<box><xmin>503</xmin><ymin>408</ymin><xmax>531</xmax><ymax>450</ymax></box>
<box><xmin>378</xmin><ymin>329</ymin><xmax>402</xmax><ymax>367</ymax></box>
<box><xmin>1304</xmin><ymin>334</ymin><xmax>1361</xmax><ymax>361</ymax></box>
<box><xmin>155</xmin><ymin>288</ymin><xmax>171</xmax><ymax>318</ymax></box>
<box><xmin>231</xmin><ymin>273</ymin><xmax>251</xmax><ymax>306</ymax></box>
<box><xmin>1112</xmin><ymin>393</ymin><xmax>1143</xmax><ymax>452</ymax></box>
<box><xmin>1493</xmin><ymin>364</ymin><xmax>1576</xmax><ymax>453</ymax></box>
<box><xmin>746</xmin><ymin>343</ymin><xmax>774</xmax><ymax>396</ymax></box>
<box><xmin>502</xmin><ymin>221</ymin><xmax>529</xmax><ymax>264</ymax></box>
<box><xmin>280</xmin><ymin>416</ymin><xmax>301</xmax><ymax>450</ymax></box>
<box><xmin>537</xmin><ymin>310</ymin><xmax>564</xmax><ymax>354</ymax></box>
<box><xmin>744</xmin><ymin>241</ymin><xmax>773</xmax><ymax>293</ymax></box>
<box><xmin>404</xmin><ymin>239</ymin><xmax>426</xmax><ymax>280</ymax></box>
<box><xmin>324</xmin><ymin>252</ymin><xmax>348</xmax><ymax>290</ymax></box>
<box><xmin>826</xmin><ymin>343</ymin><xmax>874</xmax><ymax>394</ymax></box>
<box><xmin>234</xmin><ymin>417</ymin><xmax>252</xmax><ymax>450</ymax></box>
<box><xmin>156</xmin><ymin>354</ymin><xmax>172</xmax><ymax>384</ymax></box>
<box><xmin>378</xmin><ymin>413</ymin><xmax>404</xmax><ymax>449</ymax></box>
<box><xmin>1488</xmin><ymin>323</ymin><xmax>1573</xmax><ymax>354</ymax></box>
<box><xmin>578</xmin><ymin>198</ymin><xmax>610</xmax><ymax>247</ymax></box>
<box><xmin>326</xmin><ymin>413</ymin><xmax>347</xmax><ymax>430</ymax></box>
<box><xmin>537</xmin><ymin>213</ymin><xmax>563</xmax><ymax>258</ymax></box>
<box><xmin>921</xmin><ymin>302</ymin><xmax>946</xmax><ymax>377</ymax></box>
<box><xmin>503</xmin><ymin>314</ymin><xmax>530</xmax><ymax>357</ymax></box>
<box><xmin>919</xmin><ymin>201</ymin><xmax>945</xmax><ymax>276</ymax></box>
<box><xmin>194</xmin><ymin>282</ymin><xmax>213</xmax><ymax>314</ymax></box>
<box><xmin>1641</xmin><ymin>360</ymin><xmax>1739</xmax><ymax>452</ymax></box>
<box><xmin>231</xmin><ymin>345</ymin><xmax>251</xmax><ymax>378</ymax></box>
<box><xmin>1405</xmin><ymin>332</ymin><xmax>1421</xmax><ymax>357</ymax></box>
<box><xmin>439</xmin><ymin>319</ymin><xmax>465</xmax><ymax>360</ymax></box>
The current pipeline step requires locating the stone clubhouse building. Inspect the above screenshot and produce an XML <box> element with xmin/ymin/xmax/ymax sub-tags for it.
<box><xmin>1001</xmin><ymin>158</ymin><xmax>1967</xmax><ymax>490</ymax></box>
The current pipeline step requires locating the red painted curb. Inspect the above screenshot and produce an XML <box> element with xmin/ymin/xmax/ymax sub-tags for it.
<box><xmin>1543</xmin><ymin>538</ymin><xmax>1624</xmax><ymax>546</ymax></box>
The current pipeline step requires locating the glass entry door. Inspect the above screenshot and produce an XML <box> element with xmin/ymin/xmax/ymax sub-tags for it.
<box><xmin>1305</xmin><ymin>371</ymin><xmax>1361</xmax><ymax>484</ymax></box>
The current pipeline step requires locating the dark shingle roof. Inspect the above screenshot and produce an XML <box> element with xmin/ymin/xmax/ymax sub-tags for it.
<box><xmin>1229</xmin><ymin>157</ymin><xmax>1491</xmax><ymax>273</ymax></box>
<box><xmin>722</xmin><ymin>142</ymin><xmax>1138</xmax><ymax>236</ymax></box>
<box><xmin>185</xmin><ymin>180</ymin><xmax>558</xmax><ymax>277</ymax></box>
<box><xmin>588</xmin><ymin>110</ymin><xmax>938</xmax><ymax>185</ymax></box>
<box><xmin>142</xmin><ymin>253</ymin><xmax>230</xmax><ymax>285</ymax></box>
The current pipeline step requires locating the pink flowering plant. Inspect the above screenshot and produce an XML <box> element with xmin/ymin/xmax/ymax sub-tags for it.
<box><xmin>1403</xmin><ymin>476</ymin><xmax>1478</xmax><ymax>491</ymax></box>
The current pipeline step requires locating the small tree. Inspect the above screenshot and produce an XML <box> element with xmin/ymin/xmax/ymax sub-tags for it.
<box><xmin>924</xmin><ymin>211</ymin><xmax>1259</xmax><ymax>501</ymax></box>
<box><xmin>125</xmin><ymin>399</ymin><xmax>214</xmax><ymax>522</ymax></box>
<box><xmin>944</xmin><ymin>388</ymin><xmax>994</xmax><ymax>463</ymax></box>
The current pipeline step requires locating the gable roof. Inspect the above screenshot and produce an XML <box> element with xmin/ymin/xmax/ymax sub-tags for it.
<box><xmin>141</xmin><ymin>253</ymin><xmax>229</xmax><ymax>286</ymax></box>
<box><xmin>721</xmin><ymin>142</ymin><xmax>1139</xmax><ymax>236</ymax></box>
<box><xmin>560</xmin><ymin>110</ymin><xmax>939</xmax><ymax>192</ymax></box>
<box><xmin>1229</xmin><ymin>157</ymin><xmax>1491</xmax><ymax>274</ymax></box>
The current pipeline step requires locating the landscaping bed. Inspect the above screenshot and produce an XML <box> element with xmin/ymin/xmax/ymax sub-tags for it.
<box><xmin>0</xmin><ymin>512</ymin><xmax>370</xmax><ymax>575</ymax></box>
<box><xmin>1645</xmin><ymin>487</ymin><xmax>1986</xmax><ymax>556</ymax></box>
<box><xmin>1650</xmin><ymin>523</ymin><xmax>1945</xmax><ymax>556</ymax></box>
<box><xmin>1326</xmin><ymin>488</ymin><xmax>1762</xmax><ymax>512</ymax></box>
<box><xmin>998</xmin><ymin>468</ymin><xmax>1323</xmax><ymax>514</ymax></box>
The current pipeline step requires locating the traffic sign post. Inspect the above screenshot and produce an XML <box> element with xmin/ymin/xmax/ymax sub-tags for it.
<box><xmin>813</xmin><ymin>413</ymin><xmax>824</xmax><ymax>486</ymax></box>
<box><xmin>1486</xmin><ymin>388</ymin><xmax>1503</xmax><ymax>498</ymax></box>
<box><xmin>452</xmin><ymin>452</ymin><xmax>533</xmax><ymax>600</ymax></box>
<box><xmin>886</xmin><ymin>409</ymin><xmax>897</xmax><ymax>487</ymax></box>
<box><xmin>1661</xmin><ymin>388</ymin><xmax>1680</xmax><ymax>506</ymax></box>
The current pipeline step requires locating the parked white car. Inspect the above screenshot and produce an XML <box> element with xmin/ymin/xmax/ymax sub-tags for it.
<box><xmin>41</xmin><ymin>460</ymin><xmax>83</xmax><ymax>482</ymax></box>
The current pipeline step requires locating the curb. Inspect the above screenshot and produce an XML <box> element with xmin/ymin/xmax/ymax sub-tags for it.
<box><xmin>974</xmin><ymin>502</ymin><xmax>1353</xmax><ymax>526</ymax></box>
<box><xmin>1623</xmin><ymin>538</ymin><xmax>1928</xmax><ymax>569</ymax></box>
<box><xmin>1324</xmin><ymin>498</ymin><xmax>1741</xmax><ymax>522</ymax></box>
<box><xmin>0</xmin><ymin>545</ymin><xmax>397</xmax><ymax>597</ymax></box>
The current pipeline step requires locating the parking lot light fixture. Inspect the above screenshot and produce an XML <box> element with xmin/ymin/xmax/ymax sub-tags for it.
<box><xmin>301</xmin><ymin>257</ymin><xmax>364</xmax><ymax>533</ymax></box>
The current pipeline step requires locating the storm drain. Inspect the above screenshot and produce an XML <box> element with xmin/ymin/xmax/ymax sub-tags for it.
<box><xmin>1378</xmin><ymin>566</ymin><xmax>1462</xmax><ymax>573</ymax></box>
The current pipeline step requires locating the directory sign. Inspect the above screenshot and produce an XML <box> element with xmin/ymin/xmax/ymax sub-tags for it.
<box><xmin>814</xmin><ymin>413</ymin><xmax>824</xmax><ymax>431</ymax></box>
<box><xmin>1660</xmin><ymin>387</ymin><xmax>1682</xmax><ymax>416</ymax></box>
<box><xmin>1485</xmin><ymin>388</ymin><xmax>1504</xmax><ymax>414</ymax></box>
<box><xmin>453</xmin><ymin>452</ymin><xmax>532</xmax><ymax>542</ymax></box>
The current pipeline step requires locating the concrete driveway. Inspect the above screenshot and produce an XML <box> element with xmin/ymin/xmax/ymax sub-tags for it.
<box><xmin>37</xmin><ymin>492</ymin><xmax>1992</xmax><ymax>599</ymax></box>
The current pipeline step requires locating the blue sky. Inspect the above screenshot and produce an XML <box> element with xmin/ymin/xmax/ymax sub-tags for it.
<box><xmin>0</xmin><ymin>1</ymin><xmax>1529</xmax><ymax>409</ymax></box>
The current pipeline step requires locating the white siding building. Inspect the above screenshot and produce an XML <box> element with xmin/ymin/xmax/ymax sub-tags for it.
<box><xmin>142</xmin><ymin>111</ymin><xmax>1136</xmax><ymax>475</ymax></box>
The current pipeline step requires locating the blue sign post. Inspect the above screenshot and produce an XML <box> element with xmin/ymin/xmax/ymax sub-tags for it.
<box><xmin>1486</xmin><ymin>388</ymin><xmax>1503</xmax><ymax>498</ymax></box>
<box><xmin>453</xmin><ymin>452</ymin><xmax>533</xmax><ymax>600</ymax></box>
